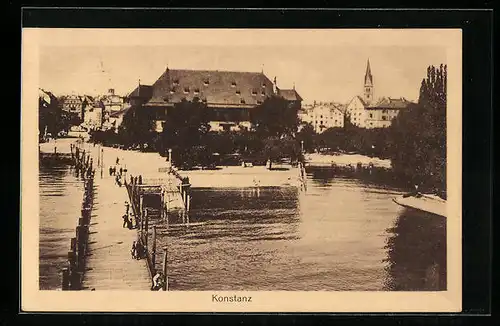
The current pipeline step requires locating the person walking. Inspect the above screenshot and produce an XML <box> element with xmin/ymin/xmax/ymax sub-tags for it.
<box><xmin>152</xmin><ymin>272</ymin><xmax>165</xmax><ymax>291</ymax></box>
<box><xmin>122</xmin><ymin>214</ymin><xmax>129</xmax><ymax>228</ymax></box>
<box><xmin>125</xmin><ymin>201</ymin><xmax>130</xmax><ymax>216</ymax></box>
<box><xmin>131</xmin><ymin>241</ymin><xmax>137</xmax><ymax>259</ymax></box>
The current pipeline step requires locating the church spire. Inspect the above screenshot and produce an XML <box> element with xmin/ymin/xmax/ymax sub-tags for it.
<box><xmin>365</xmin><ymin>59</ymin><xmax>373</xmax><ymax>86</ymax></box>
<box><xmin>363</xmin><ymin>58</ymin><xmax>374</xmax><ymax>103</ymax></box>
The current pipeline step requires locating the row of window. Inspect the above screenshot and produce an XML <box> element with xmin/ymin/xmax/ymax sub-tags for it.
<box><xmin>171</xmin><ymin>87</ymin><xmax>266</xmax><ymax>96</ymax></box>
<box><xmin>172</xmin><ymin>79</ymin><xmax>268</xmax><ymax>88</ymax></box>
<box><xmin>314</xmin><ymin>120</ymin><xmax>341</xmax><ymax>124</ymax></box>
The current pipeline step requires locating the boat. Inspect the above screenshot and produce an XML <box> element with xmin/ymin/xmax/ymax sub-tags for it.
<box><xmin>392</xmin><ymin>193</ymin><xmax>447</xmax><ymax>217</ymax></box>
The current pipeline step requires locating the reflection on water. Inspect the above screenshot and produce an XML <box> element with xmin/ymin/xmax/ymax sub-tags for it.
<box><xmin>143</xmin><ymin>167</ymin><xmax>446</xmax><ymax>291</ymax></box>
<box><xmin>39</xmin><ymin>163</ymin><xmax>84</xmax><ymax>290</ymax></box>
<box><xmin>384</xmin><ymin>210</ymin><xmax>447</xmax><ymax>291</ymax></box>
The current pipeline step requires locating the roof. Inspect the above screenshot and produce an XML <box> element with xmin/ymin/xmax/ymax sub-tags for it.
<box><xmin>349</xmin><ymin>95</ymin><xmax>368</xmax><ymax>107</ymax></box>
<box><xmin>109</xmin><ymin>105</ymin><xmax>132</xmax><ymax>118</ymax></box>
<box><xmin>139</xmin><ymin>68</ymin><xmax>276</xmax><ymax>107</ymax></box>
<box><xmin>128</xmin><ymin>85</ymin><xmax>153</xmax><ymax>98</ymax></box>
<box><xmin>366</xmin><ymin>97</ymin><xmax>413</xmax><ymax>110</ymax></box>
<box><xmin>278</xmin><ymin>89</ymin><xmax>303</xmax><ymax>102</ymax></box>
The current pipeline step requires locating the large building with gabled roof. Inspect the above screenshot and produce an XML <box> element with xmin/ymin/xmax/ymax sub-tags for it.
<box><xmin>124</xmin><ymin>67</ymin><xmax>302</xmax><ymax>132</ymax></box>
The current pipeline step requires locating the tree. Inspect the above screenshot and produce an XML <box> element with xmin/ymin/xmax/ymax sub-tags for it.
<box><xmin>118</xmin><ymin>107</ymin><xmax>156</xmax><ymax>150</ymax></box>
<box><xmin>389</xmin><ymin>64</ymin><xmax>447</xmax><ymax>195</ymax></box>
<box><xmin>250</xmin><ymin>95</ymin><xmax>299</xmax><ymax>138</ymax></box>
<box><xmin>39</xmin><ymin>91</ymin><xmax>61</xmax><ymax>139</ymax></box>
<box><xmin>160</xmin><ymin>98</ymin><xmax>211</xmax><ymax>169</ymax></box>
<box><xmin>296</xmin><ymin>122</ymin><xmax>316</xmax><ymax>153</ymax></box>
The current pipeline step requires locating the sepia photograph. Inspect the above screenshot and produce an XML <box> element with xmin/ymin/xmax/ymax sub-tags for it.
<box><xmin>22</xmin><ymin>28</ymin><xmax>462</xmax><ymax>312</ymax></box>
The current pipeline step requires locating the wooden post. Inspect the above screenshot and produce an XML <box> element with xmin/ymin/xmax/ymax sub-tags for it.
<box><xmin>139</xmin><ymin>194</ymin><xmax>144</xmax><ymax>223</ymax></box>
<box><xmin>70</xmin><ymin>237</ymin><xmax>77</xmax><ymax>253</ymax></box>
<box><xmin>162</xmin><ymin>246</ymin><xmax>168</xmax><ymax>291</ymax></box>
<box><xmin>100</xmin><ymin>148</ymin><xmax>103</xmax><ymax>179</ymax></box>
<box><xmin>187</xmin><ymin>195</ymin><xmax>191</xmax><ymax>212</ymax></box>
<box><xmin>144</xmin><ymin>209</ymin><xmax>149</xmax><ymax>248</ymax></box>
<box><xmin>152</xmin><ymin>226</ymin><xmax>157</xmax><ymax>271</ymax></box>
<box><xmin>165</xmin><ymin>192</ymin><xmax>170</xmax><ymax>218</ymax></box>
<box><xmin>68</xmin><ymin>250</ymin><xmax>76</xmax><ymax>272</ymax></box>
<box><xmin>160</xmin><ymin>190</ymin><xmax>165</xmax><ymax>221</ymax></box>
<box><xmin>62</xmin><ymin>268</ymin><xmax>70</xmax><ymax>290</ymax></box>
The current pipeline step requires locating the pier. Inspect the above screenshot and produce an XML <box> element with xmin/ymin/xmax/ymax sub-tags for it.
<box><xmin>81</xmin><ymin>171</ymin><xmax>151</xmax><ymax>290</ymax></box>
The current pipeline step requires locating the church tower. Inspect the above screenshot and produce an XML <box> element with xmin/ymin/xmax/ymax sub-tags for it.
<box><xmin>363</xmin><ymin>59</ymin><xmax>374</xmax><ymax>104</ymax></box>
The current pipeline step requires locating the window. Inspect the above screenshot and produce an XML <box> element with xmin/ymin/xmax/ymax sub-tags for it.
<box><xmin>204</xmin><ymin>80</ymin><xmax>209</xmax><ymax>86</ymax></box>
<box><xmin>370</xmin><ymin>122</ymin><xmax>373</xmax><ymax>126</ymax></box>
<box><xmin>262</xmin><ymin>83</ymin><xmax>266</xmax><ymax>88</ymax></box>
<box><xmin>183</xmin><ymin>87</ymin><xmax>190</xmax><ymax>94</ymax></box>
<box><xmin>231</xmin><ymin>82</ymin><xmax>237</xmax><ymax>87</ymax></box>
<box><xmin>257</xmin><ymin>100</ymin><xmax>263</xmax><ymax>104</ymax></box>
<box><xmin>369</xmin><ymin>113</ymin><xmax>373</xmax><ymax>118</ymax></box>
<box><xmin>194</xmin><ymin>88</ymin><xmax>200</xmax><ymax>94</ymax></box>
<box><xmin>236</xmin><ymin>90</ymin><xmax>241</xmax><ymax>95</ymax></box>
<box><xmin>251</xmin><ymin>90</ymin><xmax>257</xmax><ymax>96</ymax></box>
<box><xmin>320</xmin><ymin>115</ymin><xmax>323</xmax><ymax>118</ymax></box>
<box><xmin>320</xmin><ymin>120</ymin><xmax>323</xmax><ymax>125</ymax></box>
<box><xmin>261</xmin><ymin>90</ymin><xmax>265</xmax><ymax>95</ymax></box>
<box><xmin>240</xmin><ymin>99</ymin><xmax>246</xmax><ymax>104</ymax></box>
<box><xmin>382</xmin><ymin>116</ymin><xmax>387</xmax><ymax>121</ymax></box>
<box><xmin>173</xmin><ymin>79</ymin><xmax>179</xmax><ymax>85</ymax></box>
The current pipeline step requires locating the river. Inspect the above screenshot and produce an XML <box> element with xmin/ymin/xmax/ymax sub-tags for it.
<box><xmin>147</xmin><ymin>167</ymin><xmax>447</xmax><ymax>291</ymax></box>
<box><xmin>39</xmin><ymin>162</ymin><xmax>85</xmax><ymax>290</ymax></box>
<box><xmin>39</xmin><ymin>162</ymin><xmax>446</xmax><ymax>291</ymax></box>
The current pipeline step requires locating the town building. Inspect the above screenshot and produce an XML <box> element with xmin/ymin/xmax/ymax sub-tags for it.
<box><xmin>59</xmin><ymin>94</ymin><xmax>95</xmax><ymax>121</ymax></box>
<box><xmin>124</xmin><ymin>68</ymin><xmax>302</xmax><ymax>133</ymax></box>
<box><xmin>365</xmin><ymin>97</ymin><xmax>412</xmax><ymax>128</ymax></box>
<box><xmin>82</xmin><ymin>104</ymin><xmax>104</xmax><ymax>131</ymax></box>
<box><xmin>345</xmin><ymin>59</ymin><xmax>413</xmax><ymax>128</ymax></box>
<box><xmin>100</xmin><ymin>88</ymin><xmax>124</xmax><ymax>113</ymax></box>
<box><xmin>299</xmin><ymin>101</ymin><xmax>345</xmax><ymax>133</ymax></box>
<box><xmin>60</xmin><ymin>94</ymin><xmax>84</xmax><ymax>119</ymax></box>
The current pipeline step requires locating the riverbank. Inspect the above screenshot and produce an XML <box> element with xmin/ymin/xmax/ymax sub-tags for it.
<box><xmin>304</xmin><ymin>152</ymin><xmax>392</xmax><ymax>169</ymax></box>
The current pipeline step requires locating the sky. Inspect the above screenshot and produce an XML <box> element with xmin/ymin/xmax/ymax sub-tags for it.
<box><xmin>37</xmin><ymin>29</ymin><xmax>448</xmax><ymax>104</ymax></box>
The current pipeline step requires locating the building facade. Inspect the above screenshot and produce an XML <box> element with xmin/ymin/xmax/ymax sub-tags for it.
<box><xmin>125</xmin><ymin>68</ymin><xmax>302</xmax><ymax>133</ymax></box>
<box><xmin>300</xmin><ymin>102</ymin><xmax>344</xmax><ymax>133</ymax></box>
<box><xmin>83</xmin><ymin>105</ymin><xmax>104</xmax><ymax>131</ymax></box>
<box><xmin>101</xmin><ymin>88</ymin><xmax>124</xmax><ymax>113</ymax></box>
<box><xmin>60</xmin><ymin>94</ymin><xmax>84</xmax><ymax>119</ymax></box>
<box><xmin>365</xmin><ymin>97</ymin><xmax>412</xmax><ymax>128</ymax></box>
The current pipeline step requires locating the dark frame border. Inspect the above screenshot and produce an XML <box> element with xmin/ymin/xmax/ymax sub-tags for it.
<box><xmin>13</xmin><ymin>6</ymin><xmax>493</xmax><ymax>325</ymax></box>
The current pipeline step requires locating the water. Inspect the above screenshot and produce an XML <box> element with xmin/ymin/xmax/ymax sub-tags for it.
<box><xmin>39</xmin><ymin>162</ymin><xmax>85</xmax><ymax>290</ymax></box>
<box><xmin>146</xmin><ymin>167</ymin><xmax>447</xmax><ymax>291</ymax></box>
<box><xmin>39</xmin><ymin>160</ymin><xmax>446</xmax><ymax>291</ymax></box>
